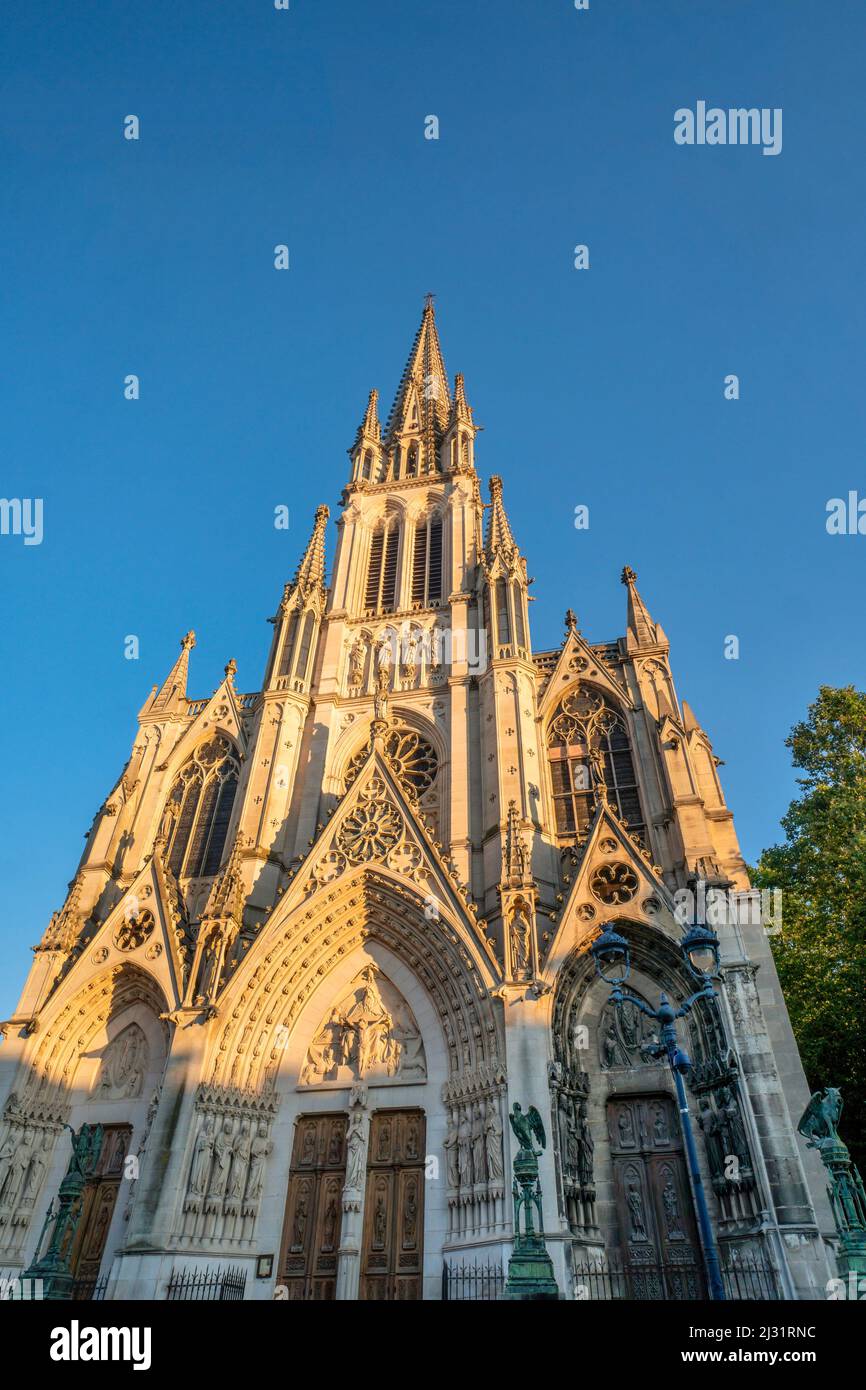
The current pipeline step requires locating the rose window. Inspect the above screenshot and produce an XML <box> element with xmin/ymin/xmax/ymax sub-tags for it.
<box><xmin>345</xmin><ymin>727</ymin><xmax>438</xmax><ymax>796</ymax></box>
<box><xmin>589</xmin><ymin>862</ymin><xmax>639</xmax><ymax>905</ymax></box>
<box><xmin>338</xmin><ymin>800</ymin><xmax>402</xmax><ymax>864</ymax></box>
<box><xmin>114</xmin><ymin>910</ymin><xmax>156</xmax><ymax>952</ymax></box>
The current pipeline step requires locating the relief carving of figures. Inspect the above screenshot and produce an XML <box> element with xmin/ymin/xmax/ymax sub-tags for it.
<box><xmin>599</xmin><ymin>995</ymin><xmax>656</xmax><ymax>1069</ymax></box>
<box><xmin>300</xmin><ymin>967</ymin><xmax>426</xmax><ymax>1086</ymax></box>
<box><xmin>402</xmin><ymin>1178</ymin><xmax>419</xmax><ymax>1246</ymax></box>
<box><xmin>178</xmin><ymin>1086</ymin><xmax>279</xmax><ymax>1245</ymax></box>
<box><xmin>662</xmin><ymin>1177</ymin><xmax>683</xmax><ymax>1237</ymax></box>
<box><xmin>94</xmin><ymin>1023</ymin><xmax>148</xmax><ymax>1101</ymax></box>
<box><xmin>626</xmin><ymin>1181</ymin><xmax>647</xmax><ymax>1242</ymax></box>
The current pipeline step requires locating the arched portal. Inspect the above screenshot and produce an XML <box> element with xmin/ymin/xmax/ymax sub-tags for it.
<box><xmin>207</xmin><ymin>868</ymin><xmax>504</xmax><ymax>1300</ymax></box>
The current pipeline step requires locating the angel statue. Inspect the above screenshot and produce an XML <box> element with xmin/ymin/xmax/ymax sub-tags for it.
<box><xmin>509</xmin><ymin>1102</ymin><xmax>546</xmax><ymax>1156</ymax></box>
<box><xmin>503</xmin><ymin>1100</ymin><xmax>561</xmax><ymax>1300</ymax></box>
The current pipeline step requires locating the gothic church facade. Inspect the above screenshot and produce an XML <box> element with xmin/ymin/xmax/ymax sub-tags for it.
<box><xmin>0</xmin><ymin>302</ymin><xmax>836</xmax><ymax>1299</ymax></box>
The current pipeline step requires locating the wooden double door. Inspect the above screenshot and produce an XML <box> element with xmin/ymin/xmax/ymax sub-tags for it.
<box><xmin>67</xmin><ymin>1124</ymin><xmax>132</xmax><ymax>1290</ymax></box>
<box><xmin>280</xmin><ymin>1108</ymin><xmax>426</xmax><ymax>1301</ymax></box>
<box><xmin>608</xmin><ymin>1094</ymin><xmax>705</xmax><ymax>1299</ymax></box>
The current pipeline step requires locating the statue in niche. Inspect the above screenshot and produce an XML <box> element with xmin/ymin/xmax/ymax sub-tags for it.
<box><xmin>717</xmin><ymin>1086</ymin><xmax>751</xmax><ymax>1169</ymax></box>
<box><xmin>20</xmin><ymin>1135</ymin><xmax>49</xmax><ymax>1205</ymax></box>
<box><xmin>245</xmin><ymin>1121</ymin><xmax>272</xmax><ymax>1204</ymax></box>
<box><xmin>697</xmin><ymin>1098</ymin><xmax>725</xmax><ymax>1182</ymax></box>
<box><xmin>576</xmin><ymin>1101</ymin><xmax>594</xmax><ymax>1187</ymax></box>
<box><xmin>626</xmin><ymin>1181</ymin><xmax>647</xmax><ymax>1242</ymax></box>
<box><xmin>0</xmin><ymin>1132</ymin><xmax>19</xmax><ymax>1206</ymax></box>
<box><xmin>457</xmin><ymin>1106</ymin><xmax>473</xmax><ymax>1188</ymax></box>
<box><xmin>484</xmin><ymin>1102</ymin><xmax>504</xmax><ymax>1183</ymax></box>
<box><xmin>95</xmin><ymin>1024</ymin><xmax>148</xmax><ymax>1101</ymax></box>
<box><xmin>402</xmin><ymin>632</ymin><xmax>419</xmax><ymax>686</ymax></box>
<box><xmin>188</xmin><ymin>1118</ymin><xmax>215</xmax><ymax>1199</ymax></box>
<box><xmin>444</xmin><ymin>1110</ymin><xmax>460</xmax><ymax>1188</ymax></box>
<box><xmin>472</xmin><ymin>1101</ymin><xmax>486</xmax><ymax>1184</ymax></box>
<box><xmin>510</xmin><ymin>907</ymin><xmax>532</xmax><ymax>978</ymax></box>
<box><xmin>227</xmin><ymin>1121</ymin><xmax>251</xmax><ymax>1200</ymax></box>
<box><xmin>349</xmin><ymin>638</ymin><xmax>366</xmax><ymax>688</ymax></box>
<box><xmin>0</xmin><ymin>1129</ymin><xmax>31</xmax><ymax>1211</ymax></box>
<box><xmin>558</xmin><ymin>1092</ymin><xmax>573</xmax><ymax>1177</ymax></box>
<box><xmin>208</xmin><ymin>1119</ymin><xmax>233</xmax><ymax>1201</ymax></box>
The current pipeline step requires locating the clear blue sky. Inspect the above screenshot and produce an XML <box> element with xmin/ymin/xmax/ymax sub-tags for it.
<box><xmin>2</xmin><ymin>1</ymin><xmax>865</xmax><ymax>1019</ymax></box>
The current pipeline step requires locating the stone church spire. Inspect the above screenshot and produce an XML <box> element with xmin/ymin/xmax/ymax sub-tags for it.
<box><xmin>150</xmin><ymin>630</ymin><xmax>196</xmax><ymax>714</ymax></box>
<box><xmin>291</xmin><ymin>504</ymin><xmax>330</xmax><ymax>602</ymax></box>
<box><xmin>484</xmin><ymin>475</ymin><xmax>519</xmax><ymax>563</ymax></box>
<box><xmin>621</xmin><ymin>564</ymin><xmax>668</xmax><ymax>650</ymax></box>
<box><xmin>348</xmin><ymin>389</ymin><xmax>383</xmax><ymax>485</ymax></box>
<box><xmin>264</xmin><ymin>505</ymin><xmax>330</xmax><ymax>691</ymax></box>
<box><xmin>383</xmin><ymin>296</ymin><xmax>452</xmax><ymax>478</ymax></box>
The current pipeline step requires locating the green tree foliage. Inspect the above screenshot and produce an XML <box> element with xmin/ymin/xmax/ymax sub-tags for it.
<box><xmin>753</xmin><ymin>685</ymin><xmax>866</xmax><ymax>1169</ymax></box>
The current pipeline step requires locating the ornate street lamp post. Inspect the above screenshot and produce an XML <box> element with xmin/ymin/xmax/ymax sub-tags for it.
<box><xmin>590</xmin><ymin>920</ymin><xmax>727</xmax><ymax>1301</ymax></box>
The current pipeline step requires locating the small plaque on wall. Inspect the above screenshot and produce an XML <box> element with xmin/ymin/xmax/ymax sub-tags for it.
<box><xmin>256</xmin><ymin>1254</ymin><xmax>274</xmax><ymax>1280</ymax></box>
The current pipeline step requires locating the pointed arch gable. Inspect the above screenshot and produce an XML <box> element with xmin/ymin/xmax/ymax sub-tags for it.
<box><xmin>17</xmin><ymin>964</ymin><xmax>170</xmax><ymax>1108</ymax></box>
<box><xmin>208</xmin><ymin>870</ymin><xmax>501</xmax><ymax>1093</ymax></box>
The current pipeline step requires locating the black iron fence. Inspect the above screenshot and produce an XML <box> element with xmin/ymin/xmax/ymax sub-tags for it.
<box><xmin>572</xmin><ymin>1248</ymin><xmax>781</xmax><ymax>1302</ymax></box>
<box><xmin>166</xmin><ymin>1264</ymin><xmax>247</xmax><ymax>1302</ymax></box>
<box><xmin>443</xmin><ymin>1246</ymin><xmax>781</xmax><ymax>1302</ymax></box>
<box><xmin>442</xmin><ymin>1258</ymin><xmax>506</xmax><ymax>1301</ymax></box>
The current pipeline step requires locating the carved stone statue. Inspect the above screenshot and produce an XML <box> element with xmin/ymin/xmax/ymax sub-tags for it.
<box><xmin>484</xmin><ymin>1102</ymin><xmax>504</xmax><ymax>1183</ymax></box>
<box><xmin>227</xmin><ymin>1121</ymin><xmax>251</xmax><ymax>1200</ymax></box>
<box><xmin>349</xmin><ymin>638</ymin><xmax>366</xmax><ymax>687</ymax></box>
<box><xmin>207</xmin><ymin>1119</ymin><xmax>234</xmax><ymax>1200</ymax></box>
<box><xmin>345</xmin><ymin>1110</ymin><xmax>367</xmax><ymax>1192</ymax></box>
<box><xmin>510</xmin><ymin>908</ymin><xmax>532</xmax><ymax>978</ymax></box>
<box><xmin>245</xmin><ymin>1121</ymin><xmax>272</xmax><ymax>1204</ymax></box>
<box><xmin>576</xmin><ymin>1101</ymin><xmax>594</xmax><ymax>1188</ymax></box>
<box><xmin>444</xmin><ymin>1110</ymin><xmax>460</xmax><ymax>1189</ymax></box>
<box><xmin>189</xmin><ymin>1118</ymin><xmax>215</xmax><ymax>1199</ymax></box>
